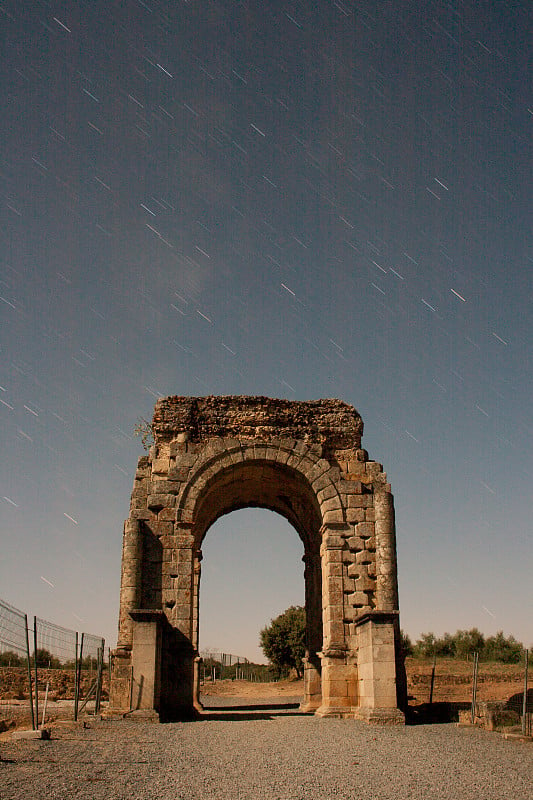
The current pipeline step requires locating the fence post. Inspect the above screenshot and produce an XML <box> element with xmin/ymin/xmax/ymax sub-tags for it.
<box><xmin>470</xmin><ymin>651</ymin><xmax>479</xmax><ymax>724</ymax></box>
<box><xmin>429</xmin><ymin>651</ymin><xmax>436</xmax><ymax>705</ymax></box>
<box><xmin>24</xmin><ymin>614</ymin><xmax>36</xmax><ymax>730</ymax></box>
<box><xmin>522</xmin><ymin>649</ymin><xmax>529</xmax><ymax>736</ymax></box>
<box><xmin>74</xmin><ymin>632</ymin><xmax>79</xmax><ymax>719</ymax></box>
<box><xmin>74</xmin><ymin>633</ymin><xmax>84</xmax><ymax>721</ymax></box>
<box><xmin>33</xmin><ymin>616</ymin><xmax>39</xmax><ymax>729</ymax></box>
<box><xmin>94</xmin><ymin>640</ymin><xmax>104</xmax><ymax>715</ymax></box>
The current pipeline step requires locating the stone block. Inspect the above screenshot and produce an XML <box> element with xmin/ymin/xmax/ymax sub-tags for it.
<box><xmin>355</xmin><ymin>574</ymin><xmax>375</xmax><ymax>592</ymax></box>
<box><xmin>147</xmin><ymin>494</ymin><xmax>176</xmax><ymax>510</ymax></box>
<box><xmin>346</xmin><ymin>508</ymin><xmax>365</xmax><ymax>524</ymax></box>
<box><xmin>347</xmin><ymin>563</ymin><xmax>360</xmax><ymax>579</ymax></box>
<box><xmin>345</xmin><ymin>495</ymin><xmax>373</xmax><ymax>508</ymax></box>
<box><xmin>322</xmin><ymin>548</ymin><xmax>343</xmax><ymax>563</ymax></box>
<box><xmin>371</xmin><ymin>644</ymin><xmax>396</xmax><ymax>663</ymax></box>
<box><xmin>151</xmin><ymin>458</ymin><xmax>170</xmax><ymax>475</ymax></box>
<box><xmin>317</xmin><ymin>484</ymin><xmax>337</xmax><ymax>503</ymax></box>
<box><xmin>347</xmin><ymin>591</ymin><xmax>370</xmax><ymax>606</ymax></box>
<box><xmin>355</xmin><ymin>522</ymin><xmax>374</xmax><ymax>538</ymax></box>
<box><xmin>324</xmin><ymin>562</ymin><xmax>344</xmax><ymax>577</ymax></box>
<box><xmin>346</xmin><ymin>536</ymin><xmax>365</xmax><ymax>551</ymax></box>
<box><xmin>312</xmin><ymin>473</ymin><xmax>331</xmax><ymax>492</ymax></box>
<box><xmin>326</xmin><ymin>620</ymin><xmax>345</xmax><ymax>642</ymax></box>
<box><xmin>346</xmin><ymin>494</ymin><xmax>368</xmax><ymax>511</ymax></box>
<box><xmin>340</xmin><ymin>480</ymin><xmax>363</xmax><ymax>496</ymax></box>
<box><xmin>11</xmin><ymin>728</ymin><xmax>50</xmax><ymax>740</ymax></box>
<box><xmin>129</xmin><ymin>509</ymin><xmax>152</xmax><ymax>520</ymax></box>
<box><xmin>365</xmin><ymin>461</ymin><xmax>383</xmax><ymax>475</ymax></box>
<box><xmin>323</xmin><ymin>508</ymin><xmax>345</xmax><ymax>524</ymax></box>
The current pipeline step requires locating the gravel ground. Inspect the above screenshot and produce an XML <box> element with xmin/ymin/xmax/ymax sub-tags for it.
<box><xmin>1</xmin><ymin>695</ymin><xmax>531</xmax><ymax>800</ymax></box>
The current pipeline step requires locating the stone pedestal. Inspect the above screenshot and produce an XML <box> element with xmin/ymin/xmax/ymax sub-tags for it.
<box><xmin>300</xmin><ymin>655</ymin><xmax>322</xmax><ymax>712</ymax></box>
<box><xmin>108</xmin><ymin>646</ymin><xmax>133</xmax><ymax>713</ymax></box>
<box><xmin>353</xmin><ymin>612</ymin><xmax>404</xmax><ymax>724</ymax></box>
<box><xmin>315</xmin><ymin>649</ymin><xmax>357</xmax><ymax>717</ymax></box>
<box><xmin>129</xmin><ymin>610</ymin><xmax>164</xmax><ymax>716</ymax></box>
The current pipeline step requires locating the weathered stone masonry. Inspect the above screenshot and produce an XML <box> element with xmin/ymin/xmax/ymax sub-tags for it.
<box><xmin>110</xmin><ymin>396</ymin><xmax>406</xmax><ymax>723</ymax></box>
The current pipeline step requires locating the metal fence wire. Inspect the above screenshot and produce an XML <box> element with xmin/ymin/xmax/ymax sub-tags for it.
<box><xmin>35</xmin><ymin>617</ymin><xmax>77</xmax><ymax>665</ymax></box>
<box><xmin>406</xmin><ymin>650</ymin><xmax>531</xmax><ymax>734</ymax></box>
<box><xmin>0</xmin><ymin>597</ymin><xmax>105</xmax><ymax>730</ymax></box>
<box><xmin>468</xmin><ymin>649</ymin><xmax>531</xmax><ymax>735</ymax></box>
<box><xmin>199</xmin><ymin>650</ymin><xmax>282</xmax><ymax>682</ymax></box>
<box><xmin>0</xmin><ymin>599</ymin><xmax>28</xmax><ymax>660</ymax></box>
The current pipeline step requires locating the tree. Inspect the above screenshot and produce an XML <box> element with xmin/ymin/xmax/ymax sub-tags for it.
<box><xmin>413</xmin><ymin>632</ymin><xmax>437</xmax><ymax>658</ymax></box>
<box><xmin>260</xmin><ymin>606</ymin><xmax>306</xmax><ymax>678</ymax></box>
<box><xmin>33</xmin><ymin>648</ymin><xmax>61</xmax><ymax>669</ymax></box>
<box><xmin>0</xmin><ymin>650</ymin><xmax>25</xmax><ymax>667</ymax></box>
<box><xmin>483</xmin><ymin>631</ymin><xmax>522</xmax><ymax>664</ymax></box>
<box><xmin>400</xmin><ymin>630</ymin><xmax>413</xmax><ymax>657</ymax></box>
<box><xmin>453</xmin><ymin>628</ymin><xmax>485</xmax><ymax>660</ymax></box>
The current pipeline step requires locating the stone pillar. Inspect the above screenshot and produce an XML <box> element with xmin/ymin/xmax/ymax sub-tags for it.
<box><xmin>354</xmin><ymin>612</ymin><xmax>404</xmax><ymax>724</ymax></box>
<box><xmin>117</xmin><ymin>518</ymin><xmax>144</xmax><ymax>649</ymax></box>
<box><xmin>301</xmin><ymin>551</ymin><xmax>322</xmax><ymax>712</ymax></box>
<box><xmin>374</xmin><ymin>490</ymin><xmax>399</xmax><ymax>611</ymax></box>
<box><xmin>315</xmin><ymin>529</ymin><xmax>355</xmax><ymax>716</ymax></box>
<box><xmin>192</xmin><ymin>550</ymin><xmax>203</xmax><ymax>712</ymax></box>
<box><xmin>159</xmin><ymin>532</ymin><xmax>197</xmax><ymax>718</ymax></box>
<box><xmin>129</xmin><ymin>610</ymin><xmax>164</xmax><ymax>719</ymax></box>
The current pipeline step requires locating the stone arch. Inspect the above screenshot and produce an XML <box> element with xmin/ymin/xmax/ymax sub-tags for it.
<box><xmin>109</xmin><ymin>396</ymin><xmax>406</xmax><ymax>724</ymax></box>
<box><xmin>177</xmin><ymin>439</ymin><xmax>345</xmax><ymax>536</ymax></box>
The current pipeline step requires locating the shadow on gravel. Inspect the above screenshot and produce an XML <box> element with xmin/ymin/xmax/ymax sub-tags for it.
<box><xmin>197</xmin><ymin>702</ymin><xmax>307</xmax><ymax>721</ymax></box>
<box><xmin>198</xmin><ymin>710</ymin><xmax>308</xmax><ymax>721</ymax></box>
<box><xmin>177</xmin><ymin>701</ymin><xmax>306</xmax><ymax>721</ymax></box>
<box><xmin>406</xmin><ymin>701</ymin><xmax>470</xmax><ymax>725</ymax></box>
<box><xmin>202</xmin><ymin>702</ymin><xmax>300</xmax><ymax>711</ymax></box>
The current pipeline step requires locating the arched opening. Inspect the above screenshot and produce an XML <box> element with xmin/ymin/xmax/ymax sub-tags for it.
<box><xmin>191</xmin><ymin>460</ymin><xmax>324</xmax><ymax>713</ymax></box>
<box><xmin>199</xmin><ymin>508</ymin><xmax>305</xmax><ymax>666</ymax></box>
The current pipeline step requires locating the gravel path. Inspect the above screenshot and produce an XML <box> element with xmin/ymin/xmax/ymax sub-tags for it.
<box><xmin>1</xmin><ymin>696</ymin><xmax>531</xmax><ymax>800</ymax></box>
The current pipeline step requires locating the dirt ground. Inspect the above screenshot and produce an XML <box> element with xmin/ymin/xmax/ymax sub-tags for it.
<box><xmin>200</xmin><ymin>659</ymin><xmax>527</xmax><ymax>706</ymax></box>
<box><xmin>1</xmin><ymin>659</ymin><xmax>527</xmax><ymax>737</ymax></box>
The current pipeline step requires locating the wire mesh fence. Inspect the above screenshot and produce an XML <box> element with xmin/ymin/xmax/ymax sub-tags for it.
<box><xmin>199</xmin><ymin>650</ymin><xmax>283</xmax><ymax>683</ymax></box>
<box><xmin>0</xmin><ymin>597</ymin><xmax>106</xmax><ymax>730</ymax></box>
<box><xmin>0</xmin><ymin>598</ymin><xmax>28</xmax><ymax>661</ymax></box>
<box><xmin>405</xmin><ymin>650</ymin><xmax>531</xmax><ymax>733</ymax></box>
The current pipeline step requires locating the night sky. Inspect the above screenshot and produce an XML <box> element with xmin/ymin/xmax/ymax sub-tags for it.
<box><xmin>1</xmin><ymin>0</ymin><xmax>531</xmax><ymax>662</ymax></box>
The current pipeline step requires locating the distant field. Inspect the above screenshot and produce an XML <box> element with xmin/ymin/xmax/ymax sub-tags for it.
<box><xmin>404</xmin><ymin>657</ymin><xmax>525</xmax><ymax>705</ymax></box>
<box><xmin>200</xmin><ymin>659</ymin><xmax>526</xmax><ymax>707</ymax></box>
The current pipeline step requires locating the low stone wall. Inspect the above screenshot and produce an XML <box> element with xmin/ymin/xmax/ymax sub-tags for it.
<box><xmin>0</xmin><ymin>666</ymin><xmax>109</xmax><ymax>701</ymax></box>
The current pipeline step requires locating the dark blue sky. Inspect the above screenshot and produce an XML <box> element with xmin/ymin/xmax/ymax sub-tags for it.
<box><xmin>1</xmin><ymin>0</ymin><xmax>531</xmax><ymax>658</ymax></box>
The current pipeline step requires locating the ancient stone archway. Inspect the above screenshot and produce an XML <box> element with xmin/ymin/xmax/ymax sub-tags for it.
<box><xmin>109</xmin><ymin>396</ymin><xmax>406</xmax><ymax>723</ymax></box>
